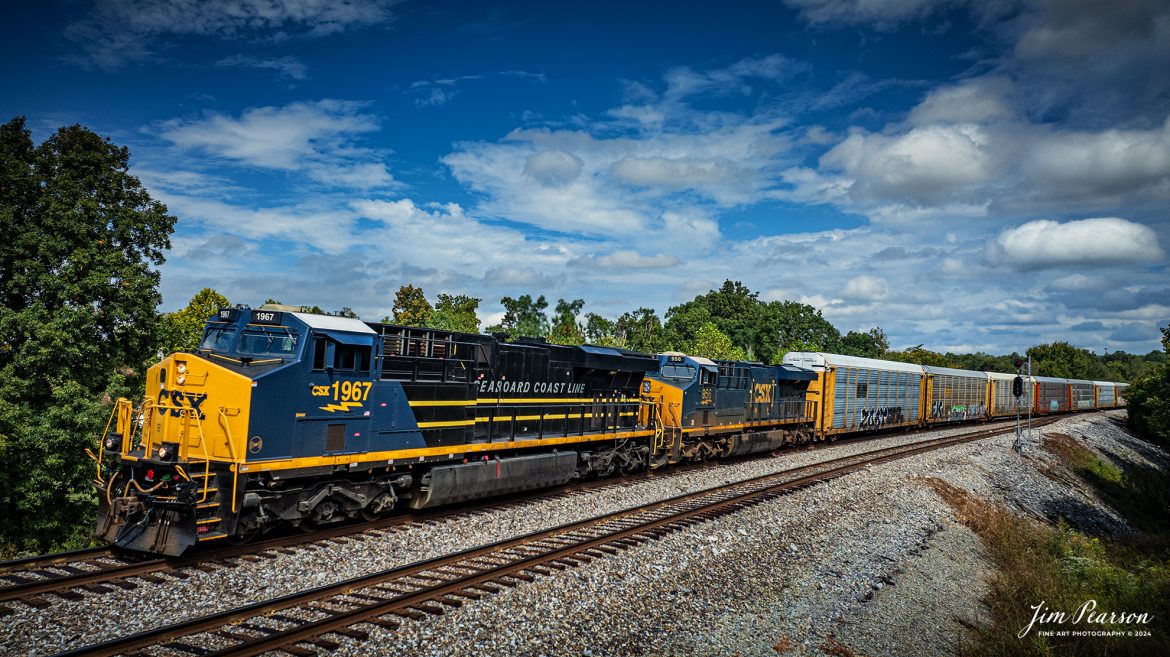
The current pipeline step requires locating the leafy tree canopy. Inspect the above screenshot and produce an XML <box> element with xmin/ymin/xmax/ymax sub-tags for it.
<box><xmin>686</xmin><ymin>322</ymin><xmax>747</xmax><ymax>361</ymax></box>
<box><xmin>549</xmin><ymin>298</ymin><xmax>585</xmax><ymax>346</ymax></box>
<box><xmin>0</xmin><ymin>117</ymin><xmax>176</xmax><ymax>554</ymax></box>
<box><xmin>163</xmin><ymin>287</ymin><xmax>229</xmax><ymax>353</ymax></box>
<box><xmin>389</xmin><ymin>284</ymin><xmax>432</xmax><ymax>327</ymax></box>
<box><xmin>491</xmin><ymin>294</ymin><xmax>549</xmax><ymax>338</ymax></box>
<box><xmin>616</xmin><ymin>308</ymin><xmax>666</xmax><ymax>354</ymax></box>
<box><xmin>431</xmin><ymin>294</ymin><xmax>481</xmax><ymax>334</ymax></box>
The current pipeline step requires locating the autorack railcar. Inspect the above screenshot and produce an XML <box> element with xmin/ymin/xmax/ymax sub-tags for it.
<box><xmin>922</xmin><ymin>365</ymin><xmax>988</xmax><ymax>423</ymax></box>
<box><xmin>1033</xmin><ymin>376</ymin><xmax>1071</xmax><ymax>414</ymax></box>
<box><xmin>987</xmin><ymin>371</ymin><xmax>1033</xmax><ymax>418</ymax></box>
<box><xmin>781</xmin><ymin>352</ymin><xmax>924</xmax><ymax>436</ymax></box>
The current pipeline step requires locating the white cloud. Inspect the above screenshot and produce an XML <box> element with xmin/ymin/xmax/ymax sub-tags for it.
<box><xmin>524</xmin><ymin>151</ymin><xmax>584</xmax><ymax>187</ymax></box>
<box><xmin>155</xmin><ymin>100</ymin><xmax>398</xmax><ymax>190</ymax></box>
<box><xmin>572</xmin><ymin>251</ymin><xmax>681</xmax><ymax>270</ymax></box>
<box><xmin>841</xmin><ymin>275</ymin><xmax>889</xmax><ymax>301</ymax></box>
<box><xmin>820</xmin><ymin>124</ymin><xmax>994</xmax><ymax>203</ymax></box>
<box><xmin>65</xmin><ymin>0</ymin><xmax>400</xmax><ymax>70</ymax></box>
<box><xmin>987</xmin><ymin>217</ymin><xmax>1165</xmax><ymax>269</ymax></box>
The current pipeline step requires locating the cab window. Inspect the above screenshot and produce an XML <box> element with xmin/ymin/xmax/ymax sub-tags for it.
<box><xmin>334</xmin><ymin>344</ymin><xmax>372</xmax><ymax>372</ymax></box>
<box><xmin>199</xmin><ymin>327</ymin><xmax>236</xmax><ymax>351</ymax></box>
<box><xmin>238</xmin><ymin>328</ymin><xmax>300</xmax><ymax>356</ymax></box>
<box><xmin>660</xmin><ymin>364</ymin><xmax>696</xmax><ymax>380</ymax></box>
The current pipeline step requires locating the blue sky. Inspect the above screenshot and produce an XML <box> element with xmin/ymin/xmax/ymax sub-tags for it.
<box><xmin>4</xmin><ymin>0</ymin><xmax>1169</xmax><ymax>354</ymax></box>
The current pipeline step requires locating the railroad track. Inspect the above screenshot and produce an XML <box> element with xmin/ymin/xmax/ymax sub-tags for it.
<box><xmin>55</xmin><ymin>418</ymin><xmax>1052</xmax><ymax>657</ymax></box>
<box><xmin>1</xmin><ymin>418</ymin><xmax>1023</xmax><ymax>615</ymax></box>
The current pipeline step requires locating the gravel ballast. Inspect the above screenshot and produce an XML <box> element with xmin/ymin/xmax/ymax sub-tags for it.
<box><xmin>2</xmin><ymin>412</ymin><xmax>1153</xmax><ymax>657</ymax></box>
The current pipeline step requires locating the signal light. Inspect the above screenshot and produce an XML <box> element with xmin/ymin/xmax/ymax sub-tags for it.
<box><xmin>145</xmin><ymin>468</ymin><xmax>155</xmax><ymax>481</ymax></box>
<box><xmin>1012</xmin><ymin>376</ymin><xmax>1024</xmax><ymax>398</ymax></box>
<box><xmin>1013</xmin><ymin>358</ymin><xmax>1024</xmax><ymax>369</ymax></box>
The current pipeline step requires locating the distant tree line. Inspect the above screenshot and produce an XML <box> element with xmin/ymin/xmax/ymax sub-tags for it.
<box><xmin>1</xmin><ymin>115</ymin><xmax>1166</xmax><ymax>556</ymax></box>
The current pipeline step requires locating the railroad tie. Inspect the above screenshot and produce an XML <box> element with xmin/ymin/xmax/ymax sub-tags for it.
<box><xmin>18</xmin><ymin>596</ymin><xmax>50</xmax><ymax>609</ymax></box>
<box><xmin>163</xmin><ymin>640</ymin><xmax>212</xmax><ymax>655</ymax></box>
<box><xmin>329</xmin><ymin>627</ymin><xmax>369</xmax><ymax>640</ymax></box>
<box><xmin>304</xmin><ymin>636</ymin><xmax>340</xmax><ymax>650</ymax></box>
<box><xmin>277</xmin><ymin>644</ymin><xmax>317</xmax><ymax>657</ymax></box>
<box><xmin>214</xmin><ymin>629</ymin><xmax>256</xmax><ymax>642</ymax></box>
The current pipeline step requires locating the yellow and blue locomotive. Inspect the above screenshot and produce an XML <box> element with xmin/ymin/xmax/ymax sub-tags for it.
<box><xmin>94</xmin><ymin>306</ymin><xmax>662</xmax><ymax>555</ymax></box>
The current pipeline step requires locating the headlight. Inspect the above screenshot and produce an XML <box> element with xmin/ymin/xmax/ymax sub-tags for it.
<box><xmin>176</xmin><ymin>362</ymin><xmax>187</xmax><ymax>374</ymax></box>
<box><xmin>177</xmin><ymin>373</ymin><xmax>186</xmax><ymax>385</ymax></box>
<box><xmin>104</xmin><ymin>434</ymin><xmax>121</xmax><ymax>451</ymax></box>
<box><xmin>158</xmin><ymin>445</ymin><xmax>172</xmax><ymax>460</ymax></box>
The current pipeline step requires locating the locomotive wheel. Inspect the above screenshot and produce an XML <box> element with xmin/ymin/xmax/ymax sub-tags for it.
<box><xmin>227</xmin><ymin>512</ymin><xmax>263</xmax><ymax>545</ymax></box>
<box><xmin>360</xmin><ymin>493</ymin><xmax>396</xmax><ymax>521</ymax></box>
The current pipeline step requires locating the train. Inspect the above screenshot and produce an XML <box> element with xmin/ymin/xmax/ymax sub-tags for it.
<box><xmin>89</xmin><ymin>307</ymin><xmax>1128</xmax><ymax>555</ymax></box>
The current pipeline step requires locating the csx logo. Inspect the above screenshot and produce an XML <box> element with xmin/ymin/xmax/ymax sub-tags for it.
<box><xmin>752</xmin><ymin>383</ymin><xmax>776</xmax><ymax>404</ymax></box>
<box><xmin>157</xmin><ymin>390</ymin><xmax>208</xmax><ymax>419</ymax></box>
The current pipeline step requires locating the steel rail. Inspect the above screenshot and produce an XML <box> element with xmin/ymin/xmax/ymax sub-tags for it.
<box><xmin>55</xmin><ymin>418</ymin><xmax>1052</xmax><ymax>657</ymax></box>
<box><xmin>5</xmin><ymin>417</ymin><xmax>1023</xmax><ymax>611</ymax></box>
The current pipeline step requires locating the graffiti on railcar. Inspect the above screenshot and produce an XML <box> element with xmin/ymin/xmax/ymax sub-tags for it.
<box><xmin>931</xmin><ymin>401</ymin><xmax>986</xmax><ymax>421</ymax></box>
<box><xmin>858</xmin><ymin>406</ymin><xmax>904</xmax><ymax>429</ymax></box>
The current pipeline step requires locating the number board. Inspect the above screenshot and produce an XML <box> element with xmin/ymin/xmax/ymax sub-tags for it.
<box><xmin>667</xmin><ymin>355</ymin><xmax>685</xmax><ymax>363</ymax></box>
<box><xmin>217</xmin><ymin>309</ymin><xmax>233</xmax><ymax>321</ymax></box>
<box><xmin>251</xmin><ymin>310</ymin><xmax>283</xmax><ymax>325</ymax></box>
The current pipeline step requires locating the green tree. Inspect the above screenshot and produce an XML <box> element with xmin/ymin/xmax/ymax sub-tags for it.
<box><xmin>1127</xmin><ymin>324</ymin><xmax>1170</xmax><ymax>447</ymax></box>
<box><xmin>839</xmin><ymin>327</ymin><xmax>889</xmax><ymax>359</ymax></box>
<box><xmin>664</xmin><ymin>302</ymin><xmax>714</xmax><ymax>352</ymax></box>
<box><xmin>764</xmin><ymin>300</ymin><xmax>842</xmax><ymax>361</ymax></box>
<box><xmin>495</xmin><ymin>294</ymin><xmax>549</xmax><ymax>338</ymax></box>
<box><xmin>616</xmin><ymin>307</ymin><xmax>665</xmax><ymax>353</ymax></box>
<box><xmin>430</xmin><ymin>294</ymin><xmax>481</xmax><ymax>334</ymax></box>
<box><xmin>334</xmin><ymin>307</ymin><xmax>359</xmax><ymax>319</ymax></box>
<box><xmin>1027</xmin><ymin>341</ymin><xmax>1108</xmax><ymax>379</ymax></box>
<box><xmin>583</xmin><ymin>313</ymin><xmax>622</xmax><ymax>346</ymax></box>
<box><xmin>686</xmin><ymin>322</ymin><xmax>747</xmax><ymax>361</ymax></box>
<box><xmin>388</xmin><ymin>284</ymin><xmax>432</xmax><ymax>326</ymax></box>
<box><xmin>0</xmin><ymin>117</ymin><xmax>176</xmax><ymax>554</ymax></box>
<box><xmin>161</xmin><ymin>288</ymin><xmax>229</xmax><ymax>353</ymax></box>
<box><xmin>883</xmin><ymin>346</ymin><xmax>957</xmax><ymax>368</ymax></box>
<box><xmin>549</xmin><ymin>298</ymin><xmax>585</xmax><ymax>345</ymax></box>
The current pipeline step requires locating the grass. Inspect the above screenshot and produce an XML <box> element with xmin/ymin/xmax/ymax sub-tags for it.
<box><xmin>926</xmin><ymin>440</ymin><xmax>1170</xmax><ymax>657</ymax></box>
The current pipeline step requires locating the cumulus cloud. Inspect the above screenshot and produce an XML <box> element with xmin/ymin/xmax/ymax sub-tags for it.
<box><xmin>155</xmin><ymin>100</ymin><xmax>398</xmax><ymax>190</ymax></box>
<box><xmin>571</xmin><ymin>251</ymin><xmax>681</xmax><ymax>270</ymax></box>
<box><xmin>524</xmin><ymin>151</ymin><xmax>583</xmax><ymax>187</ymax></box>
<box><xmin>841</xmin><ymin>275</ymin><xmax>889</xmax><ymax>301</ymax></box>
<box><xmin>986</xmin><ymin>217</ymin><xmax>1165</xmax><ymax>269</ymax></box>
<box><xmin>819</xmin><ymin>124</ymin><xmax>994</xmax><ymax>204</ymax></box>
<box><xmin>65</xmin><ymin>0</ymin><xmax>400</xmax><ymax>70</ymax></box>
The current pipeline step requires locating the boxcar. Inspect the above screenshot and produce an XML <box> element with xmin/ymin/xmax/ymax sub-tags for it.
<box><xmin>782</xmin><ymin>352</ymin><xmax>922</xmax><ymax>436</ymax></box>
<box><xmin>987</xmin><ymin>372</ymin><xmax>1034</xmax><ymax>417</ymax></box>
<box><xmin>923</xmin><ymin>365</ymin><xmax>989</xmax><ymax>424</ymax></box>
<box><xmin>1069</xmin><ymin>379</ymin><xmax>1095</xmax><ymax>410</ymax></box>
<box><xmin>1094</xmin><ymin>381</ymin><xmax>1116</xmax><ymax>408</ymax></box>
<box><xmin>1034</xmin><ymin>376</ymin><xmax>1070</xmax><ymax>414</ymax></box>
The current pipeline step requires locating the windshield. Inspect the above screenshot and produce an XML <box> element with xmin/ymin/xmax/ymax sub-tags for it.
<box><xmin>199</xmin><ymin>327</ymin><xmax>237</xmax><ymax>352</ymax></box>
<box><xmin>659</xmin><ymin>363</ymin><xmax>696</xmax><ymax>381</ymax></box>
<box><xmin>237</xmin><ymin>328</ymin><xmax>300</xmax><ymax>357</ymax></box>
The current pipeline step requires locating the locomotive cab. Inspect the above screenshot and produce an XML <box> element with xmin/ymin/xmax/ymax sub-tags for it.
<box><xmin>93</xmin><ymin>306</ymin><xmax>383</xmax><ymax>554</ymax></box>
